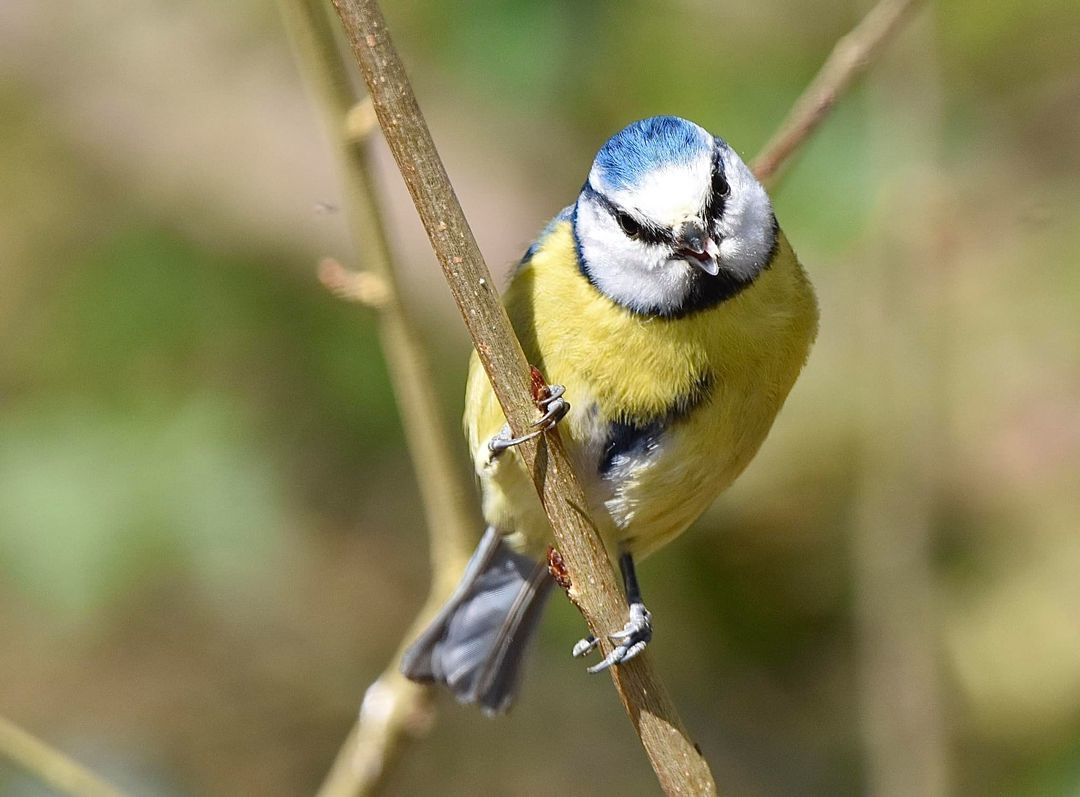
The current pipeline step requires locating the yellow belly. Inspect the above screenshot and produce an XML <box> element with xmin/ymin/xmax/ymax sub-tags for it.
<box><xmin>464</xmin><ymin>221</ymin><xmax>817</xmax><ymax>559</ymax></box>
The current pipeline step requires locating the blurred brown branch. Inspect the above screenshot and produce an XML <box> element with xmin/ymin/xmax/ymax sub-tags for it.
<box><xmin>751</xmin><ymin>0</ymin><xmax>924</xmax><ymax>187</ymax></box>
<box><xmin>317</xmin><ymin>257</ymin><xmax>390</xmax><ymax>309</ymax></box>
<box><xmin>278</xmin><ymin>1</ymin><xmax>477</xmax><ymax>795</ymax></box>
<box><xmin>0</xmin><ymin>715</ymin><xmax>127</xmax><ymax>797</ymax></box>
<box><xmin>325</xmin><ymin>0</ymin><xmax>718</xmax><ymax>795</ymax></box>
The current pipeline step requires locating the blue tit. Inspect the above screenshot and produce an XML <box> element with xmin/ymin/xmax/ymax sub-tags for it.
<box><xmin>401</xmin><ymin>116</ymin><xmax>818</xmax><ymax>714</ymax></box>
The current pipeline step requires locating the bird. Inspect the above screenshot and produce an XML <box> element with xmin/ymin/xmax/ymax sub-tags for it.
<box><xmin>401</xmin><ymin>116</ymin><xmax>818</xmax><ymax>714</ymax></box>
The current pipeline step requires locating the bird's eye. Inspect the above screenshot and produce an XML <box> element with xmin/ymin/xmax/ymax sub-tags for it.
<box><xmin>712</xmin><ymin>171</ymin><xmax>731</xmax><ymax>200</ymax></box>
<box><xmin>615</xmin><ymin>210</ymin><xmax>644</xmax><ymax>240</ymax></box>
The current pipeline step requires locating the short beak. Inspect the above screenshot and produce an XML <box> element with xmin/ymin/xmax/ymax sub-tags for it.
<box><xmin>675</xmin><ymin>220</ymin><xmax>721</xmax><ymax>276</ymax></box>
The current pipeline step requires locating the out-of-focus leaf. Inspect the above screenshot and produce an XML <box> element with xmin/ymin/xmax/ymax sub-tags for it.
<box><xmin>0</xmin><ymin>395</ymin><xmax>289</xmax><ymax>619</ymax></box>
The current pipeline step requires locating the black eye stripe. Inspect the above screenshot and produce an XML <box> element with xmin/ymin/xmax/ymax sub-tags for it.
<box><xmin>712</xmin><ymin>171</ymin><xmax>730</xmax><ymax>200</ymax></box>
<box><xmin>582</xmin><ymin>183</ymin><xmax>673</xmax><ymax>246</ymax></box>
<box><xmin>625</xmin><ymin>216</ymin><xmax>671</xmax><ymax>246</ymax></box>
<box><xmin>615</xmin><ymin>209</ymin><xmax>644</xmax><ymax>239</ymax></box>
<box><xmin>704</xmin><ymin>150</ymin><xmax>728</xmax><ymax>222</ymax></box>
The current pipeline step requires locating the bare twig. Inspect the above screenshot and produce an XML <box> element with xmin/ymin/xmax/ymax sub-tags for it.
<box><xmin>0</xmin><ymin>715</ymin><xmax>127</xmax><ymax>797</ymax></box>
<box><xmin>317</xmin><ymin>257</ymin><xmax>391</xmax><ymax>308</ymax></box>
<box><xmin>344</xmin><ymin>97</ymin><xmax>378</xmax><ymax>143</ymax></box>
<box><xmin>751</xmin><ymin>0</ymin><xmax>924</xmax><ymax>186</ymax></box>
<box><xmin>297</xmin><ymin>0</ymin><xmax>925</xmax><ymax>790</ymax></box>
<box><xmin>314</xmin><ymin>643</ymin><xmax>436</xmax><ymax>797</ymax></box>
<box><xmin>278</xmin><ymin>1</ymin><xmax>477</xmax><ymax>795</ymax></box>
<box><xmin>326</xmin><ymin>1</ymin><xmax>718</xmax><ymax>794</ymax></box>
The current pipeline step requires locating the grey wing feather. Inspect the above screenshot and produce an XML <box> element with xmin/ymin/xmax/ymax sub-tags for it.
<box><xmin>401</xmin><ymin>527</ymin><xmax>553</xmax><ymax>715</ymax></box>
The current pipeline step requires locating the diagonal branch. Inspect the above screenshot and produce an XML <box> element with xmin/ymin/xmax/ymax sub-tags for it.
<box><xmin>278</xmin><ymin>1</ymin><xmax>477</xmax><ymax>795</ymax></box>
<box><xmin>751</xmin><ymin>0</ymin><xmax>924</xmax><ymax>186</ymax></box>
<box><xmin>326</xmin><ymin>1</ymin><xmax>718</xmax><ymax>795</ymax></box>
<box><xmin>303</xmin><ymin>0</ymin><xmax>925</xmax><ymax>791</ymax></box>
<box><xmin>0</xmin><ymin>715</ymin><xmax>127</xmax><ymax>797</ymax></box>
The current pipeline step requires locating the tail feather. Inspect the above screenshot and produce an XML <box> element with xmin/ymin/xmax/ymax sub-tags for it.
<box><xmin>401</xmin><ymin>527</ymin><xmax>553</xmax><ymax>715</ymax></box>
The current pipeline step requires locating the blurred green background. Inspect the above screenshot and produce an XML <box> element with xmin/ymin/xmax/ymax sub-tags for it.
<box><xmin>2</xmin><ymin>0</ymin><xmax>1078</xmax><ymax>794</ymax></box>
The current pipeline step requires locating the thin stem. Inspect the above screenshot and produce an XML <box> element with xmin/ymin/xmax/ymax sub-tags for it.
<box><xmin>278</xmin><ymin>1</ymin><xmax>477</xmax><ymax>795</ymax></box>
<box><xmin>0</xmin><ymin>715</ymin><xmax>127</xmax><ymax>797</ymax></box>
<box><xmin>326</xmin><ymin>1</ymin><xmax>718</xmax><ymax>794</ymax></box>
<box><xmin>302</xmin><ymin>0</ymin><xmax>926</xmax><ymax>790</ymax></box>
<box><xmin>751</xmin><ymin>0</ymin><xmax>924</xmax><ymax>187</ymax></box>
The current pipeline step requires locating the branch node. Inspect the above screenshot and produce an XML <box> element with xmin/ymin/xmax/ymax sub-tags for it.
<box><xmin>318</xmin><ymin>256</ymin><xmax>391</xmax><ymax>308</ymax></box>
<box><xmin>547</xmin><ymin>545</ymin><xmax>572</xmax><ymax>590</ymax></box>
<box><xmin>344</xmin><ymin>97</ymin><xmax>378</xmax><ymax>143</ymax></box>
<box><xmin>750</xmin><ymin>0</ymin><xmax>922</xmax><ymax>186</ymax></box>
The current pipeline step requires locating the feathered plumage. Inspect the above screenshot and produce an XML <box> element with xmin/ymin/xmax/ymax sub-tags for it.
<box><xmin>403</xmin><ymin>116</ymin><xmax>818</xmax><ymax>711</ymax></box>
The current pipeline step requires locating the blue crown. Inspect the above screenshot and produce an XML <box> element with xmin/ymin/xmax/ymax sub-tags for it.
<box><xmin>591</xmin><ymin>116</ymin><xmax>712</xmax><ymax>190</ymax></box>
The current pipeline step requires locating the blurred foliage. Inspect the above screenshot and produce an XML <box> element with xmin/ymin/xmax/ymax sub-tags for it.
<box><xmin>1</xmin><ymin>0</ymin><xmax>1079</xmax><ymax>795</ymax></box>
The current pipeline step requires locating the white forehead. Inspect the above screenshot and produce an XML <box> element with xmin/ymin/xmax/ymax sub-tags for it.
<box><xmin>605</xmin><ymin>155</ymin><xmax>712</xmax><ymax>226</ymax></box>
<box><xmin>588</xmin><ymin>150</ymin><xmax>713</xmax><ymax>227</ymax></box>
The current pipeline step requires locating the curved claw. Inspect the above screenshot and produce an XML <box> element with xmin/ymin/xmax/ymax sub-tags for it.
<box><xmin>587</xmin><ymin>652</ymin><xmax>619</xmax><ymax>674</ymax></box>
<box><xmin>539</xmin><ymin>383</ymin><xmax>565</xmax><ymax>405</ymax></box>
<box><xmin>572</xmin><ymin>635</ymin><xmax>599</xmax><ymax>658</ymax></box>
<box><xmin>583</xmin><ymin>601</ymin><xmax>653</xmax><ymax>674</ymax></box>
<box><xmin>530</xmin><ymin>387</ymin><xmax>569</xmax><ymax>430</ymax></box>
<box><xmin>587</xmin><ymin>640</ymin><xmax>648</xmax><ymax>674</ymax></box>
<box><xmin>489</xmin><ymin>425</ymin><xmax>545</xmax><ymax>455</ymax></box>
<box><xmin>487</xmin><ymin>383</ymin><xmax>570</xmax><ymax>455</ymax></box>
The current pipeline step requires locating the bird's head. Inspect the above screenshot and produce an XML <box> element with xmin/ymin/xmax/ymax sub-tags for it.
<box><xmin>573</xmin><ymin>116</ymin><xmax>777</xmax><ymax>317</ymax></box>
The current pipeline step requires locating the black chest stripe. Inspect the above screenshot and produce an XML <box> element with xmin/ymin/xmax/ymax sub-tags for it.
<box><xmin>598</xmin><ymin>375</ymin><xmax>713</xmax><ymax>477</ymax></box>
<box><xmin>600</xmin><ymin>418</ymin><xmax>666</xmax><ymax>477</ymax></box>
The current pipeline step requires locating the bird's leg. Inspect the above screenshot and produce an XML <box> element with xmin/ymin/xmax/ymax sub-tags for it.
<box><xmin>573</xmin><ymin>551</ymin><xmax>653</xmax><ymax>673</ymax></box>
<box><xmin>488</xmin><ymin>384</ymin><xmax>569</xmax><ymax>456</ymax></box>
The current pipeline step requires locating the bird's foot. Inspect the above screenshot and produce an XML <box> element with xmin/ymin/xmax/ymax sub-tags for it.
<box><xmin>573</xmin><ymin>601</ymin><xmax>653</xmax><ymax>674</ymax></box>
<box><xmin>572</xmin><ymin>634</ymin><xmax>599</xmax><ymax>658</ymax></box>
<box><xmin>488</xmin><ymin>384</ymin><xmax>569</xmax><ymax>455</ymax></box>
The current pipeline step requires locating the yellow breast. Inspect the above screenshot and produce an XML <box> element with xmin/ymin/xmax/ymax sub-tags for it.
<box><xmin>464</xmin><ymin>221</ymin><xmax>817</xmax><ymax>558</ymax></box>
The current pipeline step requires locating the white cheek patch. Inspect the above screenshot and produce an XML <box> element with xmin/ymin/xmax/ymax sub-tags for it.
<box><xmin>714</xmin><ymin>148</ymin><xmax>775</xmax><ymax>280</ymax></box>
<box><xmin>575</xmin><ymin>139</ymin><xmax>776</xmax><ymax>315</ymax></box>
<box><xmin>577</xmin><ymin>198</ymin><xmax>696</xmax><ymax>316</ymax></box>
